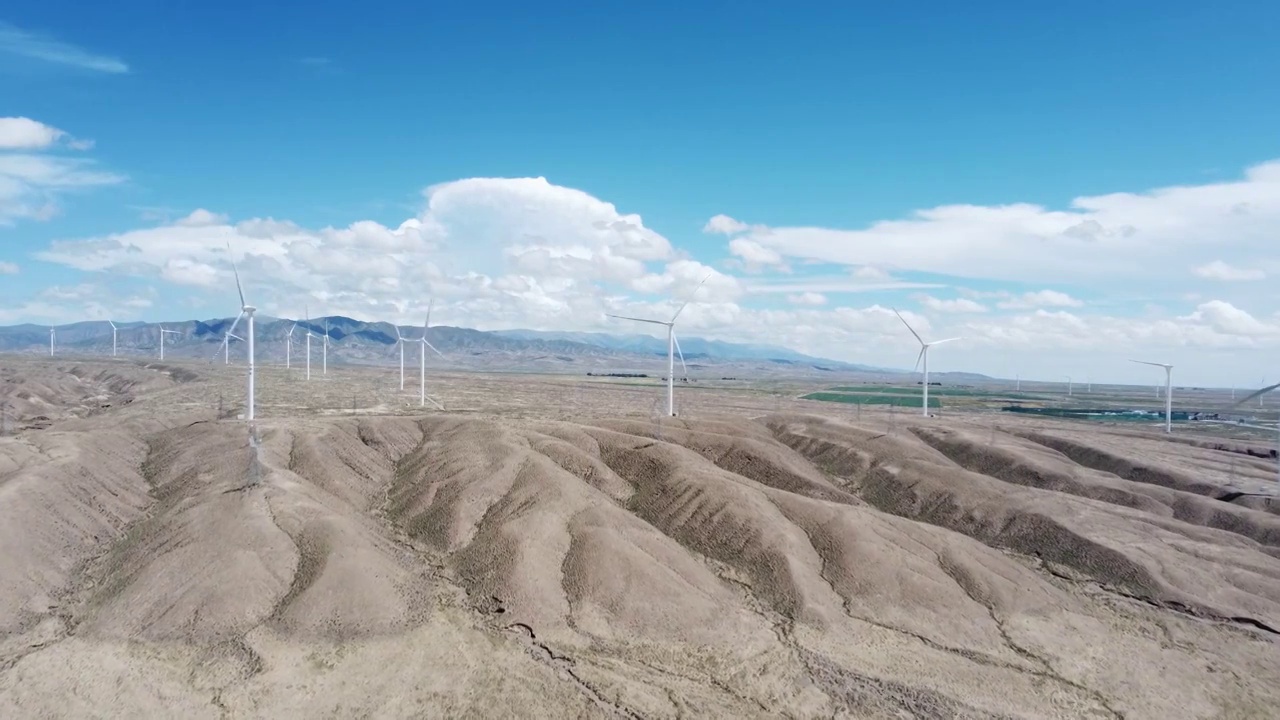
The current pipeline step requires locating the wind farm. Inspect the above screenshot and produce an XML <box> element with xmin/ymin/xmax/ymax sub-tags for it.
<box><xmin>5</xmin><ymin>3</ymin><xmax>1280</xmax><ymax>717</ymax></box>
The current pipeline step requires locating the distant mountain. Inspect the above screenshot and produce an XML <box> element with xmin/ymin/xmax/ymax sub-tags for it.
<box><xmin>0</xmin><ymin>316</ymin><xmax>985</xmax><ymax>380</ymax></box>
<box><xmin>491</xmin><ymin>328</ymin><xmax>892</xmax><ymax>372</ymax></box>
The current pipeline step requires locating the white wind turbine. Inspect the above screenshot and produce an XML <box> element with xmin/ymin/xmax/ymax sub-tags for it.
<box><xmin>1131</xmin><ymin>359</ymin><xmax>1174</xmax><ymax>433</ymax></box>
<box><xmin>108</xmin><ymin>320</ymin><xmax>118</xmax><ymax>357</ymax></box>
<box><xmin>1064</xmin><ymin>375</ymin><xmax>1073</xmax><ymax>396</ymax></box>
<box><xmin>606</xmin><ymin>276</ymin><xmax>708</xmax><ymax>417</ymax></box>
<box><xmin>395</xmin><ymin>325</ymin><xmax>408</xmax><ymax>391</ymax></box>
<box><xmin>158</xmin><ymin>325</ymin><xmax>180</xmax><ymax>360</ymax></box>
<box><xmin>285</xmin><ymin>321</ymin><xmax>298</xmax><ymax>369</ymax></box>
<box><xmin>49</xmin><ymin>327</ymin><xmax>55</xmax><ymax>357</ymax></box>
<box><xmin>226</xmin><ymin>243</ymin><xmax>257</xmax><ymax>421</ymax></box>
<box><xmin>892</xmin><ymin>308</ymin><xmax>960</xmax><ymax>417</ymax></box>
<box><xmin>1232</xmin><ymin>382</ymin><xmax>1280</xmax><ymax>484</ymax></box>
<box><xmin>322</xmin><ymin>319</ymin><xmax>329</xmax><ymax>375</ymax></box>
<box><xmin>414</xmin><ymin>300</ymin><xmax>446</xmax><ymax>408</ymax></box>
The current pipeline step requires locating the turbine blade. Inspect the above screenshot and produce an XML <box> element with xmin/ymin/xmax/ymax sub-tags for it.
<box><xmin>929</xmin><ymin>337</ymin><xmax>961</xmax><ymax>346</ymax></box>
<box><xmin>1231</xmin><ymin>382</ymin><xmax>1280</xmax><ymax>409</ymax></box>
<box><xmin>423</xmin><ymin>394</ymin><xmax>445</xmax><ymax>411</ymax></box>
<box><xmin>426</xmin><ymin>298</ymin><xmax>434</xmax><ymax>330</ymax></box>
<box><xmin>423</xmin><ymin>339</ymin><xmax>446</xmax><ymax>359</ymax></box>
<box><xmin>892</xmin><ymin>307</ymin><xmax>924</xmax><ymax>345</ymax></box>
<box><xmin>1130</xmin><ymin>359</ymin><xmax>1171</xmax><ymax>368</ymax></box>
<box><xmin>606</xmin><ymin>314</ymin><xmax>669</xmax><ymax>326</ymax></box>
<box><xmin>913</xmin><ymin>346</ymin><xmax>925</xmax><ymax>373</ymax></box>
<box><xmin>670</xmin><ymin>273</ymin><xmax>711</xmax><ymax>323</ymax></box>
<box><xmin>227</xmin><ymin>242</ymin><xmax>246</xmax><ymax>308</ymax></box>
<box><xmin>673</xmin><ymin>332</ymin><xmax>689</xmax><ymax>378</ymax></box>
<box><xmin>288</xmin><ymin>322</ymin><xmax>297</xmax><ymax>337</ymax></box>
<box><xmin>210</xmin><ymin>312</ymin><xmax>244</xmax><ymax>362</ymax></box>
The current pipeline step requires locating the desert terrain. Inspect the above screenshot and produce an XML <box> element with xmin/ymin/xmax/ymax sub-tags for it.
<box><xmin>2</xmin><ymin>355</ymin><xmax>1279</xmax><ymax>719</ymax></box>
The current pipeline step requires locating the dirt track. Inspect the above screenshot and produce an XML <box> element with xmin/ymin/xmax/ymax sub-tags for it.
<box><xmin>2</xmin><ymin>357</ymin><xmax>1278</xmax><ymax>718</ymax></box>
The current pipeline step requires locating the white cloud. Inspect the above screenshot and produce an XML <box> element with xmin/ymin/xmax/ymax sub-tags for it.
<box><xmin>0</xmin><ymin>22</ymin><xmax>128</xmax><ymax>73</ymax></box>
<box><xmin>995</xmin><ymin>290</ymin><xmax>1084</xmax><ymax>310</ymax></box>
<box><xmin>0</xmin><ymin>127</ymin><xmax>122</xmax><ymax>225</ymax></box>
<box><xmin>728</xmin><ymin>237</ymin><xmax>789</xmax><ymax>273</ymax></box>
<box><xmin>175</xmin><ymin>208</ymin><xmax>229</xmax><ymax>227</ymax></box>
<box><xmin>787</xmin><ymin>292</ymin><xmax>827</xmax><ymax>306</ymax></box>
<box><xmin>0</xmin><ymin>261</ymin><xmax>17</xmax><ymax>274</ymax></box>
<box><xmin>0</xmin><ymin>117</ymin><xmax>64</xmax><ymax>150</ymax></box>
<box><xmin>916</xmin><ymin>295</ymin><xmax>988</xmax><ymax>313</ymax></box>
<box><xmin>1193</xmin><ymin>260</ymin><xmax>1265</xmax><ymax>281</ymax></box>
<box><xmin>1178</xmin><ymin>300</ymin><xmax>1277</xmax><ymax>337</ymax></box>
<box><xmin>851</xmin><ymin>265</ymin><xmax>891</xmax><ymax>282</ymax></box>
<box><xmin>703</xmin><ymin>213</ymin><xmax>749</xmax><ymax>235</ymax></box>
<box><xmin>707</xmin><ymin>161</ymin><xmax>1280</xmax><ymax>288</ymax></box>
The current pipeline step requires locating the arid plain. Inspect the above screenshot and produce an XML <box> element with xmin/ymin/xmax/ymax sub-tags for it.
<box><xmin>2</xmin><ymin>356</ymin><xmax>1279</xmax><ymax>719</ymax></box>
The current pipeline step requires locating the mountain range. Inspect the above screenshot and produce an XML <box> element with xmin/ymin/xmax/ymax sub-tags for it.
<box><xmin>0</xmin><ymin>316</ymin><xmax>991</xmax><ymax>380</ymax></box>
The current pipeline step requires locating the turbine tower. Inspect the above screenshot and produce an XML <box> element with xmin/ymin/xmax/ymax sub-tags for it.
<box><xmin>158</xmin><ymin>325</ymin><xmax>180</xmax><ymax>360</ymax></box>
<box><xmin>892</xmin><ymin>308</ymin><xmax>960</xmax><ymax>417</ymax></box>
<box><xmin>227</xmin><ymin>243</ymin><xmax>256</xmax><ymax>421</ymax></box>
<box><xmin>286</xmin><ymin>321</ymin><xmax>298</xmax><ymax>369</ymax></box>
<box><xmin>108</xmin><ymin>320</ymin><xmax>118</xmax><ymax>357</ymax></box>
<box><xmin>1131</xmin><ymin>360</ymin><xmax>1174</xmax><ymax>433</ymax></box>
<box><xmin>1064</xmin><ymin>376</ymin><xmax>1073</xmax><ymax>397</ymax></box>
<box><xmin>304</xmin><ymin>307</ymin><xmax>318</xmax><ymax>381</ymax></box>
<box><xmin>395</xmin><ymin>325</ymin><xmax>407</xmax><ymax>391</ymax></box>
<box><xmin>414</xmin><ymin>300</ymin><xmax>446</xmax><ymax>408</ymax></box>
<box><xmin>322</xmin><ymin>319</ymin><xmax>329</xmax><ymax>375</ymax></box>
<box><xmin>606</xmin><ymin>275</ymin><xmax>708</xmax><ymax>417</ymax></box>
<box><xmin>49</xmin><ymin>327</ymin><xmax>55</xmax><ymax>357</ymax></box>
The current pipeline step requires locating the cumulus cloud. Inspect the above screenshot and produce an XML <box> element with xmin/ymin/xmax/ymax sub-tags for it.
<box><xmin>1193</xmin><ymin>260</ymin><xmax>1265</xmax><ymax>281</ymax></box>
<box><xmin>915</xmin><ymin>295</ymin><xmax>988</xmax><ymax>313</ymax></box>
<box><xmin>703</xmin><ymin>213</ymin><xmax>749</xmax><ymax>235</ymax></box>
<box><xmin>35</xmin><ymin>177</ymin><xmax>699</xmax><ymax>326</ymax></box>
<box><xmin>705</xmin><ymin>161</ymin><xmax>1280</xmax><ymax>287</ymax></box>
<box><xmin>728</xmin><ymin>237</ymin><xmax>789</xmax><ymax>273</ymax></box>
<box><xmin>0</xmin><ymin>261</ymin><xmax>17</xmax><ymax>274</ymax></box>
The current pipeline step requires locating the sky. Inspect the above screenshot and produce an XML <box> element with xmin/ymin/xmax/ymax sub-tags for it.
<box><xmin>1</xmin><ymin>1</ymin><xmax>1279</xmax><ymax>387</ymax></box>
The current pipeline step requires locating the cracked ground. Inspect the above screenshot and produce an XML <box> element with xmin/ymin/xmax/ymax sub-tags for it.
<box><xmin>2</xmin><ymin>357</ymin><xmax>1279</xmax><ymax>718</ymax></box>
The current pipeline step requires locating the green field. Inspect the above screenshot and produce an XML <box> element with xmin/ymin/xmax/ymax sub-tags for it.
<box><xmin>802</xmin><ymin>392</ymin><xmax>941</xmax><ymax>408</ymax></box>
<box><xmin>826</xmin><ymin>385</ymin><xmax>1034</xmax><ymax>399</ymax></box>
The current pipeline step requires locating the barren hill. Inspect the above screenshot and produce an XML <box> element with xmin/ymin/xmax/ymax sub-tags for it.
<box><xmin>1</xmin><ymin>358</ymin><xmax>1277</xmax><ymax>718</ymax></box>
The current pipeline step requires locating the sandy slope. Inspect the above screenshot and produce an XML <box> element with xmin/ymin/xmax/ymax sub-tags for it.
<box><xmin>1</xmin><ymin>359</ymin><xmax>1278</xmax><ymax>718</ymax></box>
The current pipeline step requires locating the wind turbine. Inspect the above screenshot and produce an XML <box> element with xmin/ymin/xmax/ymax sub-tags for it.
<box><xmin>891</xmin><ymin>308</ymin><xmax>959</xmax><ymax>417</ymax></box>
<box><xmin>226</xmin><ymin>243</ymin><xmax>256</xmax><ymax>421</ymax></box>
<box><xmin>108</xmin><ymin>320</ymin><xmax>118</xmax><ymax>357</ymax></box>
<box><xmin>1232</xmin><ymin>382</ymin><xmax>1280</xmax><ymax>484</ymax></box>
<box><xmin>49</xmin><ymin>327</ymin><xmax>55</xmax><ymax>357</ymax></box>
<box><xmin>414</xmin><ymin>300</ymin><xmax>446</xmax><ymax>409</ymax></box>
<box><xmin>1131</xmin><ymin>360</ymin><xmax>1174</xmax><ymax>433</ymax></box>
<box><xmin>1064</xmin><ymin>376</ymin><xmax>1073</xmax><ymax>397</ymax></box>
<box><xmin>286</xmin><ymin>321</ymin><xmax>298</xmax><ymax>369</ymax></box>
<box><xmin>158</xmin><ymin>325</ymin><xmax>180</xmax><ymax>360</ymax></box>
<box><xmin>322</xmin><ymin>319</ymin><xmax>329</xmax><ymax>375</ymax></box>
<box><xmin>606</xmin><ymin>275</ymin><xmax>708</xmax><ymax>417</ymax></box>
<box><xmin>304</xmin><ymin>307</ymin><xmax>318</xmax><ymax>381</ymax></box>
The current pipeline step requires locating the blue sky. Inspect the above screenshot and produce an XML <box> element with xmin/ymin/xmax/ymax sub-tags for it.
<box><xmin>2</xmin><ymin>1</ymin><xmax>1279</xmax><ymax>385</ymax></box>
